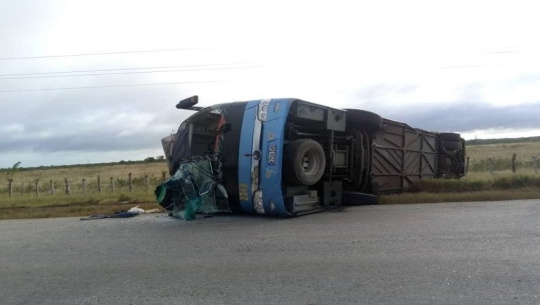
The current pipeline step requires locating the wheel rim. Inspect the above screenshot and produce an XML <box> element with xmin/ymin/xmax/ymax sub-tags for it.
<box><xmin>285</xmin><ymin>139</ymin><xmax>326</xmax><ymax>186</ymax></box>
<box><xmin>301</xmin><ymin>150</ymin><xmax>321</xmax><ymax>175</ymax></box>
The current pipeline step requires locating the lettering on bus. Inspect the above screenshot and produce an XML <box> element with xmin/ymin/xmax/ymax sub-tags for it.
<box><xmin>268</xmin><ymin>144</ymin><xmax>276</xmax><ymax>166</ymax></box>
<box><xmin>238</xmin><ymin>183</ymin><xmax>249</xmax><ymax>201</ymax></box>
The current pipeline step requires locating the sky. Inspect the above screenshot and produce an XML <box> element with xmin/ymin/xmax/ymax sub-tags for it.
<box><xmin>1</xmin><ymin>0</ymin><xmax>539</xmax><ymax>168</ymax></box>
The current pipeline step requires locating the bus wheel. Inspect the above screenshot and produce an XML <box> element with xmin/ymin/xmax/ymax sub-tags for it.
<box><xmin>439</xmin><ymin>133</ymin><xmax>461</xmax><ymax>141</ymax></box>
<box><xmin>285</xmin><ymin>139</ymin><xmax>326</xmax><ymax>186</ymax></box>
<box><xmin>443</xmin><ymin>140</ymin><xmax>462</xmax><ymax>150</ymax></box>
<box><xmin>344</xmin><ymin>109</ymin><xmax>382</xmax><ymax>133</ymax></box>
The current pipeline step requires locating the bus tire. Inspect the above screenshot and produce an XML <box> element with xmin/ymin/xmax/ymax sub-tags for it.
<box><xmin>439</xmin><ymin>133</ymin><xmax>461</xmax><ymax>141</ymax></box>
<box><xmin>444</xmin><ymin>140</ymin><xmax>462</xmax><ymax>150</ymax></box>
<box><xmin>285</xmin><ymin>139</ymin><xmax>326</xmax><ymax>186</ymax></box>
<box><xmin>344</xmin><ymin>109</ymin><xmax>382</xmax><ymax>133</ymax></box>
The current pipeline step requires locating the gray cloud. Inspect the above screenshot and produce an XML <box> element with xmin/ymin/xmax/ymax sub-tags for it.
<box><xmin>368</xmin><ymin>102</ymin><xmax>540</xmax><ymax>133</ymax></box>
<box><xmin>2</xmin><ymin>83</ymin><xmax>539</xmax><ymax>164</ymax></box>
<box><xmin>0</xmin><ymin>85</ymin><xmax>192</xmax><ymax>156</ymax></box>
<box><xmin>350</xmin><ymin>82</ymin><xmax>540</xmax><ymax>133</ymax></box>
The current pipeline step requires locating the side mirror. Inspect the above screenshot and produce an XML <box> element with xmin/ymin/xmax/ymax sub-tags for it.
<box><xmin>176</xmin><ymin>96</ymin><xmax>199</xmax><ymax>109</ymax></box>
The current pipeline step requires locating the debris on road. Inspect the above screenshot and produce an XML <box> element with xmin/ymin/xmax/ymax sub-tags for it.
<box><xmin>80</xmin><ymin>211</ymin><xmax>139</xmax><ymax>221</ymax></box>
<box><xmin>127</xmin><ymin>206</ymin><xmax>145</xmax><ymax>214</ymax></box>
<box><xmin>143</xmin><ymin>208</ymin><xmax>162</xmax><ymax>214</ymax></box>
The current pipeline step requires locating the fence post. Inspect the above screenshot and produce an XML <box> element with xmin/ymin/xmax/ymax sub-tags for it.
<box><xmin>50</xmin><ymin>180</ymin><xmax>55</xmax><ymax>196</ymax></box>
<box><xmin>110</xmin><ymin>177</ymin><xmax>115</xmax><ymax>193</ymax></box>
<box><xmin>35</xmin><ymin>179</ymin><xmax>40</xmax><ymax>197</ymax></box>
<box><xmin>465</xmin><ymin>156</ymin><xmax>470</xmax><ymax>174</ymax></box>
<box><xmin>8</xmin><ymin>179</ymin><xmax>13</xmax><ymax>197</ymax></box>
<box><xmin>533</xmin><ymin>156</ymin><xmax>538</xmax><ymax>174</ymax></box>
<box><xmin>511</xmin><ymin>153</ymin><xmax>517</xmax><ymax>173</ymax></box>
<box><xmin>21</xmin><ymin>182</ymin><xmax>24</xmax><ymax>196</ymax></box>
<box><xmin>128</xmin><ymin>173</ymin><xmax>133</xmax><ymax>192</ymax></box>
<box><xmin>145</xmin><ymin>175</ymin><xmax>149</xmax><ymax>192</ymax></box>
<box><xmin>65</xmin><ymin>178</ymin><xmax>71</xmax><ymax>195</ymax></box>
<box><xmin>82</xmin><ymin>179</ymin><xmax>87</xmax><ymax>196</ymax></box>
<box><xmin>488</xmin><ymin>158</ymin><xmax>493</xmax><ymax>174</ymax></box>
<box><xmin>97</xmin><ymin>175</ymin><xmax>102</xmax><ymax>193</ymax></box>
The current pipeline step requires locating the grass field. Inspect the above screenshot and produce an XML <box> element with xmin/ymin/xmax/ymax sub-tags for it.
<box><xmin>0</xmin><ymin>162</ymin><xmax>169</xmax><ymax>220</ymax></box>
<box><xmin>380</xmin><ymin>171</ymin><xmax>540</xmax><ymax>205</ymax></box>
<box><xmin>466</xmin><ymin>141</ymin><xmax>540</xmax><ymax>161</ymax></box>
<box><xmin>466</xmin><ymin>141</ymin><xmax>540</xmax><ymax>172</ymax></box>
<box><xmin>10</xmin><ymin>162</ymin><xmax>168</xmax><ymax>183</ymax></box>
<box><xmin>1</xmin><ymin>138</ymin><xmax>539</xmax><ymax>220</ymax></box>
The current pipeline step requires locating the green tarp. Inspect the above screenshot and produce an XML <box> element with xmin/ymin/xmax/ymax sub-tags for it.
<box><xmin>155</xmin><ymin>155</ymin><xmax>230</xmax><ymax>220</ymax></box>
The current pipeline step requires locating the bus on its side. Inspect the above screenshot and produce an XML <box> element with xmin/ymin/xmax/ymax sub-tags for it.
<box><xmin>157</xmin><ymin>96</ymin><xmax>465</xmax><ymax>218</ymax></box>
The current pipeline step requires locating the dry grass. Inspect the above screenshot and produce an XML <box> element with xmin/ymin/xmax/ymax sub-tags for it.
<box><xmin>380</xmin><ymin>170</ymin><xmax>540</xmax><ymax>205</ymax></box>
<box><xmin>11</xmin><ymin>162</ymin><xmax>168</xmax><ymax>182</ymax></box>
<box><xmin>414</xmin><ymin>173</ymin><xmax>540</xmax><ymax>192</ymax></box>
<box><xmin>466</xmin><ymin>141</ymin><xmax>540</xmax><ymax>172</ymax></box>
<box><xmin>466</xmin><ymin>141</ymin><xmax>540</xmax><ymax>161</ymax></box>
<box><xmin>466</xmin><ymin>169</ymin><xmax>539</xmax><ymax>180</ymax></box>
<box><xmin>0</xmin><ymin>162</ymin><xmax>168</xmax><ymax>220</ymax></box>
<box><xmin>1</xmin><ymin>190</ymin><xmax>156</xmax><ymax>208</ymax></box>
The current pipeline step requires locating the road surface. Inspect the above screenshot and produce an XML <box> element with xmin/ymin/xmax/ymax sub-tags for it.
<box><xmin>1</xmin><ymin>200</ymin><xmax>539</xmax><ymax>305</ymax></box>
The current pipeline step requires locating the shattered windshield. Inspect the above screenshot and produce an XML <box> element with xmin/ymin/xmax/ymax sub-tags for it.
<box><xmin>168</xmin><ymin>107</ymin><xmax>227</xmax><ymax>174</ymax></box>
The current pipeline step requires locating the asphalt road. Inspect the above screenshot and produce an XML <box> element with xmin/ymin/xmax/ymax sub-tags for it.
<box><xmin>1</xmin><ymin>200</ymin><xmax>539</xmax><ymax>305</ymax></box>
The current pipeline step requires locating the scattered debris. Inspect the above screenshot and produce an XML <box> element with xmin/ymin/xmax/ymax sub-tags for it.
<box><xmin>127</xmin><ymin>206</ymin><xmax>145</xmax><ymax>214</ymax></box>
<box><xmin>143</xmin><ymin>208</ymin><xmax>162</xmax><ymax>214</ymax></box>
<box><xmin>80</xmin><ymin>211</ymin><xmax>138</xmax><ymax>220</ymax></box>
<box><xmin>80</xmin><ymin>206</ymin><xmax>164</xmax><ymax>221</ymax></box>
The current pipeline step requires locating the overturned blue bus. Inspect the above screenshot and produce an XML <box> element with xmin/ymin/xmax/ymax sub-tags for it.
<box><xmin>156</xmin><ymin>96</ymin><xmax>465</xmax><ymax>218</ymax></box>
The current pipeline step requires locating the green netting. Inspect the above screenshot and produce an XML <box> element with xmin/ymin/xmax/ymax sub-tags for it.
<box><xmin>155</xmin><ymin>155</ymin><xmax>230</xmax><ymax>220</ymax></box>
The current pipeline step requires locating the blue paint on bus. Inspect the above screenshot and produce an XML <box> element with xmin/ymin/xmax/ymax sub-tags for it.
<box><xmin>258</xmin><ymin>99</ymin><xmax>293</xmax><ymax>216</ymax></box>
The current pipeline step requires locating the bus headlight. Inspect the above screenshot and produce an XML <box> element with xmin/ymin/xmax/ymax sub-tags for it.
<box><xmin>253</xmin><ymin>190</ymin><xmax>265</xmax><ymax>214</ymax></box>
<box><xmin>257</xmin><ymin>100</ymin><xmax>271</xmax><ymax>121</ymax></box>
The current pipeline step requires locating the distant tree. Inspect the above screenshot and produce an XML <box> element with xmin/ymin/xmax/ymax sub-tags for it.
<box><xmin>466</xmin><ymin>136</ymin><xmax>540</xmax><ymax>146</ymax></box>
<box><xmin>144</xmin><ymin>157</ymin><xmax>156</xmax><ymax>162</ymax></box>
<box><xmin>156</xmin><ymin>155</ymin><xmax>165</xmax><ymax>161</ymax></box>
<box><xmin>6</xmin><ymin>161</ymin><xmax>21</xmax><ymax>182</ymax></box>
<box><xmin>6</xmin><ymin>162</ymin><xmax>21</xmax><ymax>197</ymax></box>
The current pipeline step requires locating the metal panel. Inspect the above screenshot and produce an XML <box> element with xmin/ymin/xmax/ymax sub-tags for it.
<box><xmin>238</xmin><ymin>101</ymin><xmax>260</xmax><ymax>213</ymax></box>
<box><xmin>326</xmin><ymin>108</ymin><xmax>347</xmax><ymax>131</ymax></box>
<box><xmin>371</xmin><ymin>119</ymin><xmax>438</xmax><ymax>194</ymax></box>
<box><xmin>259</xmin><ymin>98</ymin><xmax>294</xmax><ymax>216</ymax></box>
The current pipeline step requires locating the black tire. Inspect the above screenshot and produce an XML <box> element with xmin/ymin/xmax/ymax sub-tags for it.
<box><xmin>284</xmin><ymin>139</ymin><xmax>326</xmax><ymax>186</ymax></box>
<box><xmin>439</xmin><ymin>133</ymin><xmax>461</xmax><ymax>141</ymax></box>
<box><xmin>344</xmin><ymin>109</ymin><xmax>382</xmax><ymax>132</ymax></box>
<box><xmin>341</xmin><ymin>191</ymin><xmax>378</xmax><ymax>206</ymax></box>
<box><xmin>444</xmin><ymin>140</ymin><xmax>462</xmax><ymax>150</ymax></box>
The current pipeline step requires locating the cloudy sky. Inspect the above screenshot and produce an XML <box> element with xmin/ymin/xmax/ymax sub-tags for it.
<box><xmin>1</xmin><ymin>0</ymin><xmax>539</xmax><ymax>168</ymax></box>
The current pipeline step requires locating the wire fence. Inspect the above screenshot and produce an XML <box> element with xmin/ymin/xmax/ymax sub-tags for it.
<box><xmin>3</xmin><ymin>173</ymin><xmax>167</xmax><ymax>198</ymax></box>
<box><xmin>466</xmin><ymin>155</ymin><xmax>539</xmax><ymax>174</ymax></box>
<box><xmin>2</xmin><ymin>155</ymin><xmax>539</xmax><ymax>198</ymax></box>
